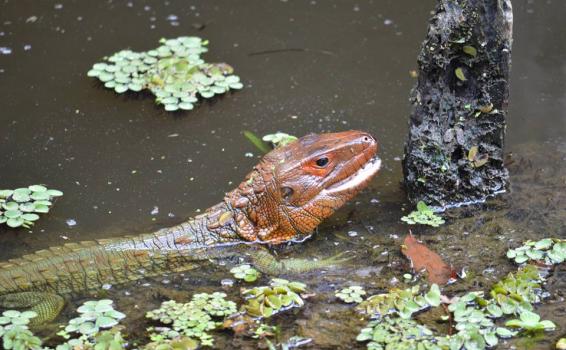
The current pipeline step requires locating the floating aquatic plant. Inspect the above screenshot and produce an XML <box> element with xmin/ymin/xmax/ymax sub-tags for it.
<box><xmin>262</xmin><ymin>132</ymin><xmax>298</xmax><ymax>148</ymax></box>
<box><xmin>241</xmin><ymin>278</ymin><xmax>307</xmax><ymax>318</ymax></box>
<box><xmin>505</xmin><ymin>310</ymin><xmax>556</xmax><ymax>334</ymax></box>
<box><xmin>0</xmin><ymin>310</ymin><xmax>42</xmax><ymax>350</ymax></box>
<box><xmin>357</xmin><ymin>316</ymin><xmax>439</xmax><ymax>350</ymax></box>
<box><xmin>87</xmin><ymin>37</ymin><xmax>243</xmax><ymax>112</ymax></box>
<box><xmin>356</xmin><ymin>238</ymin><xmax>563</xmax><ymax>350</ymax></box>
<box><xmin>142</xmin><ymin>336</ymin><xmax>198</xmax><ymax>350</ymax></box>
<box><xmin>63</xmin><ymin>299</ymin><xmax>126</xmax><ymax>336</ymax></box>
<box><xmin>230</xmin><ymin>264</ymin><xmax>260</xmax><ymax>282</ymax></box>
<box><xmin>335</xmin><ymin>286</ymin><xmax>367</xmax><ymax>304</ymax></box>
<box><xmin>357</xmin><ymin>284</ymin><xmax>440</xmax><ymax>320</ymax></box>
<box><xmin>146</xmin><ymin>292</ymin><xmax>236</xmax><ymax>347</ymax></box>
<box><xmin>243</xmin><ymin>131</ymin><xmax>298</xmax><ymax>154</ymax></box>
<box><xmin>400</xmin><ymin>201</ymin><xmax>445</xmax><ymax>227</ymax></box>
<box><xmin>506</xmin><ymin>238</ymin><xmax>565</xmax><ymax>265</ymax></box>
<box><xmin>0</xmin><ymin>185</ymin><xmax>63</xmax><ymax>228</ymax></box>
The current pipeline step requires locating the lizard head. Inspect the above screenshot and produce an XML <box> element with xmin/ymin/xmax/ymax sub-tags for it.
<box><xmin>226</xmin><ymin>130</ymin><xmax>380</xmax><ymax>243</ymax></box>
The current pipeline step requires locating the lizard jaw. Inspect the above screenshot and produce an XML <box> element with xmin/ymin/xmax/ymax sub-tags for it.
<box><xmin>322</xmin><ymin>156</ymin><xmax>381</xmax><ymax>195</ymax></box>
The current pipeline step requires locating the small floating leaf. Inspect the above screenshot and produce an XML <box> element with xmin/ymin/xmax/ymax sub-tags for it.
<box><xmin>164</xmin><ymin>104</ymin><xmax>179</xmax><ymax>112</ymax></box>
<box><xmin>28</xmin><ymin>185</ymin><xmax>47</xmax><ymax>192</ymax></box>
<box><xmin>22</xmin><ymin>213</ymin><xmax>40</xmax><ymax>221</ymax></box>
<box><xmin>455</xmin><ymin>67</ymin><xmax>467</xmax><ymax>81</ymax></box>
<box><xmin>7</xmin><ymin>217</ymin><xmax>24</xmax><ymax>228</ymax></box>
<box><xmin>463</xmin><ymin>45</ymin><xmax>477</xmax><ymax>57</ymax></box>
<box><xmin>4</xmin><ymin>210</ymin><xmax>22</xmax><ymax>218</ymax></box>
<box><xmin>46</xmin><ymin>189</ymin><xmax>63</xmax><ymax>197</ymax></box>
<box><xmin>178</xmin><ymin>102</ymin><xmax>194</xmax><ymax>110</ymax></box>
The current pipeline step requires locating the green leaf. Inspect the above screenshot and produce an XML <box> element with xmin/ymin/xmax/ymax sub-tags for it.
<box><xmin>229</xmin><ymin>82</ymin><xmax>244</xmax><ymax>89</ymax></box>
<box><xmin>463</xmin><ymin>45</ymin><xmax>477</xmax><ymax>57</ymax></box>
<box><xmin>12</xmin><ymin>192</ymin><xmax>30</xmax><ymax>202</ymax></box>
<box><xmin>455</xmin><ymin>67</ymin><xmax>467</xmax><ymax>81</ymax></box>
<box><xmin>534</xmin><ymin>238</ymin><xmax>553</xmax><ymax>250</ymax></box>
<box><xmin>99</xmin><ymin>73</ymin><xmax>114</xmax><ymax>82</ymax></box>
<box><xmin>484</xmin><ymin>332</ymin><xmax>498</xmax><ymax>347</ymax></box>
<box><xmin>3</xmin><ymin>202</ymin><xmax>19</xmax><ymax>211</ymax></box>
<box><xmin>31</xmin><ymin>192</ymin><xmax>50</xmax><ymax>201</ymax></box>
<box><xmin>425</xmin><ymin>284</ymin><xmax>440</xmax><ymax>307</ymax></box>
<box><xmin>6</xmin><ymin>217</ymin><xmax>24</xmax><ymax>227</ymax></box>
<box><xmin>539</xmin><ymin>320</ymin><xmax>556</xmax><ymax>330</ymax></box>
<box><xmin>19</xmin><ymin>202</ymin><xmax>36</xmax><ymax>212</ymax></box>
<box><xmin>3</xmin><ymin>310</ymin><xmax>21</xmax><ymax>318</ymax></box>
<box><xmin>161</xmin><ymin>97</ymin><xmax>179</xmax><ymax>105</ymax></box>
<box><xmin>104</xmin><ymin>310</ymin><xmax>126</xmax><ymax>320</ymax></box>
<box><xmin>28</xmin><ymin>185</ymin><xmax>47</xmax><ymax>193</ymax></box>
<box><xmin>225</xmin><ymin>76</ymin><xmax>240</xmax><ymax>84</ymax></box>
<box><xmin>95</xmin><ymin>316</ymin><xmax>118</xmax><ymax>328</ymax></box>
<box><xmin>416</xmin><ymin>201</ymin><xmax>429</xmax><ymax>212</ymax></box>
<box><xmin>525</xmin><ymin>249</ymin><xmax>544</xmax><ymax>260</ymax></box>
<box><xmin>34</xmin><ymin>204</ymin><xmax>50</xmax><ymax>213</ymax></box>
<box><xmin>4</xmin><ymin>210</ymin><xmax>22</xmax><ymax>218</ymax></box>
<box><xmin>178</xmin><ymin>102</ymin><xmax>194</xmax><ymax>110</ymax></box>
<box><xmin>46</xmin><ymin>189</ymin><xmax>63</xmax><ymax>197</ymax></box>
<box><xmin>200</xmin><ymin>90</ymin><xmax>214</xmax><ymax>98</ymax></box>
<box><xmin>78</xmin><ymin>322</ymin><xmax>97</xmax><ymax>335</ymax></box>
<box><xmin>128</xmin><ymin>83</ymin><xmax>143</xmax><ymax>92</ymax></box>
<box><xmin>495</xmin><ymin>327</ymin><xmax>515</xmax><ymax>338</ymax></box>
<box><xmin>486</xmin><ymin>303</ymin><xmax>503</xmax><ymax>318</ymax></box>
<box><xmin>519</xmin><ymin>310</ymin><xmax>540</xmax><ymax>325</ymax></box>
<box><xmin>0</xmin><ymin>190</ymin><xmax>14</xmax><ymax>198</ymax></box>
<box><xmin>114</xmin><ymin>84</ymin><xmax>128</xmax><ymax>94</ymax></box>
<box><xmin>21</xmin><ymin>213</ymin><xmax>40</xmax><ymax>221</ymax></box>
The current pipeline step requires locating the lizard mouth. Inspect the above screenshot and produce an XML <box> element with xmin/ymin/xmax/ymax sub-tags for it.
<box><xmin>323</xmin><ymin>155</ymin><xmax>381</xmax><ymax>195</ymax></box>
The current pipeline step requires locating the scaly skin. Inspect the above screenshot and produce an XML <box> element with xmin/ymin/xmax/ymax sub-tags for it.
<box><xmin>0</xmin><ymin>130</ymin><xmax>381</xmax><ymax>324</ymax></box>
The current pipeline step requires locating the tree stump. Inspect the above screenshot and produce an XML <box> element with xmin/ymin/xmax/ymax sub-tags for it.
<box><xmin>403</xmin><ymin>0</ymin><xmax>513</xmax><ymax>208</ymax></box>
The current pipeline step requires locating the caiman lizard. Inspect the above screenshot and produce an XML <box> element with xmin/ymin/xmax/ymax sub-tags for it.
<box><xmin>0</xmin><ymin>130</ymin><xmax>381</xmax><ymax>324</ymax></box>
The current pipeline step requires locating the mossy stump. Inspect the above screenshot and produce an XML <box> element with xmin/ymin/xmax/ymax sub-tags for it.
<box><xmin>403</xmin><ymin>0</ymin><xmax>513</xmax><ymax>208</ymax></box>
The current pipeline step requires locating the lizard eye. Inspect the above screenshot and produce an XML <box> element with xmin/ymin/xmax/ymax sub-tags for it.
<box><xmin>315</xmin><ymin>157</ymin><xmax>329</xmax><ymax>167</ymax></box>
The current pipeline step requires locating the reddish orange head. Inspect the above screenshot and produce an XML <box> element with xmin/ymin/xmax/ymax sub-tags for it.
<box><xmin>226</xmin><ymin>130</ymin><xmax>381</xmax><ymax>243</ymax></box>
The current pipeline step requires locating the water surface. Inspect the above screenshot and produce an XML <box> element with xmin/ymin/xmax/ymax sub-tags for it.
<box><xmin>1</xmin><ymin>0</ymin><xmax>565</xmax><ymax>349</ymax></box>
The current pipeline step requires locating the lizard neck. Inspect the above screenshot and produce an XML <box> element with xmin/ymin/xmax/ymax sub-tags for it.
<box><xmin>167</xmin><ymin>200</ymin><xmax>246</xmax><ymax>246</ymax></box>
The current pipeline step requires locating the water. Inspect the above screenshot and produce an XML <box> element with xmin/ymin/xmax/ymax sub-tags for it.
<box><xmin>0</xmin><ymin>0</ymin><xmax>565</xmax><ymax>349</ymax></box>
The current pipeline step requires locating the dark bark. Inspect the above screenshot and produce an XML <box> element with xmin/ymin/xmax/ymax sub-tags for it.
<box><xmin>403</xmin><ymin>0</ymin><xmax>513</xmax><ymax>208</ymax></box>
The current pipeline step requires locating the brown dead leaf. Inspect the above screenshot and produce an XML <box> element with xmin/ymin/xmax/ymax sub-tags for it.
<box><xmin>401</xmin><ymin>233</ymin><xmax>457</xmax><ymax>285</ymax></box>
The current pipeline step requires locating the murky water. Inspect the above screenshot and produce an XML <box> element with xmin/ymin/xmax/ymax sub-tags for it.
<box><xmin>1</xmin><ymin>0</ymin><xmax>565</xmax><ymax>349</ymax></box>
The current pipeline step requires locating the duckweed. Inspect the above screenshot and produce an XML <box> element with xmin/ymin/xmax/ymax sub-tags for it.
<box><xmin>356</xmin><ymin>238</ymin><xmax>562</xmax><ymax>350</ymax></box>
<box><xmin>63</xmin><ymin>299</ymin><xmax>126</xmax><ymax>336</ymax></box>
<box><xmin>87</xmin><ymin>37</ymin><xmax>242</xmax><ymax>112</ymax></box>
<box><xmin>0</xmin><ymin>185</ymin><xmax>63</xmax><ymax>228</ymax></box>
<box><xmin>335</xmin><ymin>286</ymin><xmax>366</xmax><ymax>303</ymax></box>
<box><xmin>506</xmin><ymin>237</ymin><xmax>565</xmax><ymax>265</ymax></box>
<box><xmin>242</xmin><ymin>278</ymin><xmax>307</xmax><ymax>318</ymax></box>
<box><xmin>400</xmin><ymin>201</ymin><xmax>445</xmax><ymax>227</ymax></box>
<box><xmin>262</xmin><ymin>132</ymin><xmax>298</xmax><ymax>148</ymax></box>
<box><xmin>146</xmin><ymin>292</ymin><xmax>237</xmax><ymax>346</ymax></box>
<box><xmin>230</xmin><ymin>264</ymin><xmax>260</xmax><ymax>282</ymax></box>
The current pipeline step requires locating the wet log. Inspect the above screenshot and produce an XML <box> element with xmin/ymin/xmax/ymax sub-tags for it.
<box><xmin>403</xmin><ymin>0</ymin><xmax>513</xmax><ymax>208</ymax></box>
